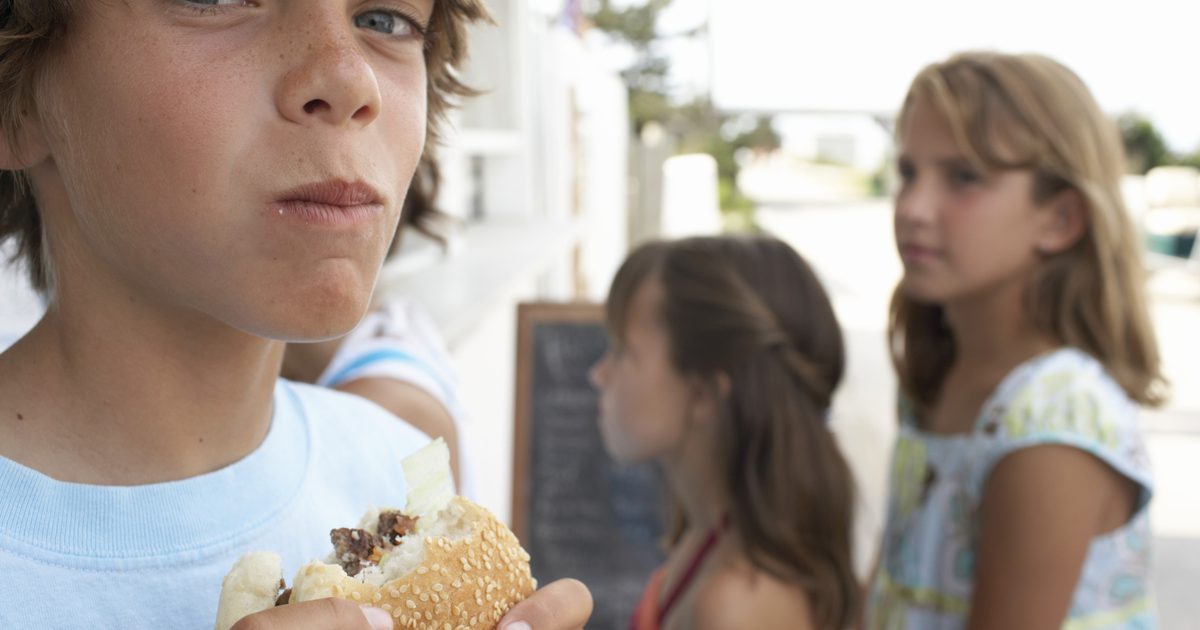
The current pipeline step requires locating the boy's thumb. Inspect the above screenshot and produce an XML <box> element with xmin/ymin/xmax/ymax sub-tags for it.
<box><xmin>360</xmin><ymin>606</ymin><xmax>394</xmax><ymax>630</ymax></box>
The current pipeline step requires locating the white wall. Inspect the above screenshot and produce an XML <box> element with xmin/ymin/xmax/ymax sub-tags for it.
<box><xmin>427</xmin><ymin>7</ymin><xmax>630</xmax><ymax>522</ymax></box>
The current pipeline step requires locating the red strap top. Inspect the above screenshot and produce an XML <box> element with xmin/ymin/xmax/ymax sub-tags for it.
<box><xmin>629</xmin><ymin>517</ymin><xmax>728</xmax><ymax>630</ymax></box>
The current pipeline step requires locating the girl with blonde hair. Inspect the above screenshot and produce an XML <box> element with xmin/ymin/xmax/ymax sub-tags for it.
<box><xmin>867</xmin><ymin>51</ymin><xmax>1165</xmax><ymax>629</ymax></box>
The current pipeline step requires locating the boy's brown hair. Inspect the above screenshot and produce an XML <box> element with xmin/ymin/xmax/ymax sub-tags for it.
<box><xmin>0</xmin><ymin>0</ymin><xmax>490</xmax><ymax>290</ymax></box>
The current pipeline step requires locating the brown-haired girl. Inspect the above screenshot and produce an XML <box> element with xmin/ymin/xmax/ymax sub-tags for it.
<box><xmin>590</xmin><ymin>235</ymin><xmax>860</xmax><ymax>630</ymax></box>
<box><xmin>867</xmin><ymin>52</ymin><xmax>1165</xmax><ymax>629</ymax></box>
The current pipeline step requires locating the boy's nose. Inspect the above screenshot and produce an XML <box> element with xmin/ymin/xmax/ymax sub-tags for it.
<box><xmin>275</xmin><ymin>21</ymin><xmax>382</xmax><ymax>128</ymax></box>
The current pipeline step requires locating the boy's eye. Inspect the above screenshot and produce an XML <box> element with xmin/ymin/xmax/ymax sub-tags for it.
<box><xmin>897</xmin><ymin>160</ymin><xmax>915</xmax><ymax>182</ymax></box>
<box><xmin>355</xmin><ymin>10</ymin><xmax>423</xmax><ymax>38</ymax></box>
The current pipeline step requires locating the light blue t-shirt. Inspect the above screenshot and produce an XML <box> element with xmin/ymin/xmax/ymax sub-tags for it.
<box><xmin>0</xmin><ymin>380</ymin><xmax>431</xmax><ymax>629</ymax></box>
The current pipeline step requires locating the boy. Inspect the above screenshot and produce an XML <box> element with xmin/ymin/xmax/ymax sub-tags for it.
<box><xmin>0</xmin><ymin>1</ymin><xmax>589</xmax><ymax>628</ymax></box>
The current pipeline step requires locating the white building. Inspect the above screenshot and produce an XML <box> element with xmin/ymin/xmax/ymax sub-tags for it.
<box><xmin>374</xmin><ymin>0</ymin><xmax>630</xmax><ymax>522</ymax></box>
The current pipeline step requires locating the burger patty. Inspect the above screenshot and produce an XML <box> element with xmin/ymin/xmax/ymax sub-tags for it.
<box><xmin>329</xmin><ymin>510</ymin><xmax>420</xmax><ymax>577</ymax></box>
<box><xmin>378</xmin><ymin>511</ymin><xmax>418</xmax><ymax>545</ymax></box>
<box><xmin>330</xmin><ymin>528</ymin><xmax>382</xmax><ymax>577</ymax></box>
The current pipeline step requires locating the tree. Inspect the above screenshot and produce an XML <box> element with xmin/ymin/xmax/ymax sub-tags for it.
<box><xmin>585</xmin><ymin>1</ymin><xmax>779</xmax><ymax>217</ymax></box>
<box><xmin>587</xmin><ymin>0</ymin><xmax>674</xmax><ymax>133</ymax></box>
<box><xmin>1118</xmin><ymin>112</ymin><xmax>1171</xmax><ymax>174</ymax></box>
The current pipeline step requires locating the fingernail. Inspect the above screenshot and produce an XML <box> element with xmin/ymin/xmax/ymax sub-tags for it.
<box><xmin>360</xmin><ymin>606</ymin><xmax>394</xmax><ymax>630</ymax></box>
<box><xmin>502</xmin><ymin>622</ymin><xmax>532</xmax><ymax>630</ymax></box>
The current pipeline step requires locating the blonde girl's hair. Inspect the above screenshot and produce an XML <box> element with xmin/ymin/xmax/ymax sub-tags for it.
<box><xmin>890</xmin><ymin>51</ymin><xmax>1166</xmax><ymax>409</ymax></box>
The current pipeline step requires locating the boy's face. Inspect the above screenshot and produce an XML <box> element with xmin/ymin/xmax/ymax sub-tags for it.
<box><xmin>28</xmin><ymin>0</ymin><xmax>431</xmax><ymax>340</ymax></box>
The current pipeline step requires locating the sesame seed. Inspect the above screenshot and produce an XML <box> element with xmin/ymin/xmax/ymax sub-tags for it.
<box><xmin>406</xmin><ymin>599</ymin><xmax>417</xmax><ymax>609</ymax></box>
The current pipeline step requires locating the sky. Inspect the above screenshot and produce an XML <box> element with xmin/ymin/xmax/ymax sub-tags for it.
<box><xmin>648</xmin><ymin>0</ymin><xmax>1200</xmax><ymax>153</ymax></box>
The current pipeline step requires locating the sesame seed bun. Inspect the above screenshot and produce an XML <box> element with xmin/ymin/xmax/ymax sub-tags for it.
<box><xmin>215</xmin><ymin>497</ymin><xmax>537</xmax><ymax>630</ymax></box>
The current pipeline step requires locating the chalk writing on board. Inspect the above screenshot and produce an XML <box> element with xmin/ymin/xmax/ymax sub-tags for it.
<box><xmin>514</xmin><ymin>305</ymin><xmax>668</xmax><ymax>630</ymax></box>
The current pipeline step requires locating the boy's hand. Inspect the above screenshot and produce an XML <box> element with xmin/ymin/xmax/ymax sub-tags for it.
<box><xmin>496</xmin><ymin>578</ymin><xmax>593</xmax><ymax>630</ymax></box>
<box><xmin>227</xmin><ymin>578</ymin><xmax>592</xmax><ymax>630</ymax></box>
<box><xmin>229</xmin><ymin>598</ymin><xmax>393</xmax><ymax>630</ymax></box>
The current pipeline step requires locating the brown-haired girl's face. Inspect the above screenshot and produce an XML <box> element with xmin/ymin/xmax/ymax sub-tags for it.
<box><xmin>894</xmin><ymin>97</ymin><xmax>1064</xmax><ymax>306</ymax></box>
<box><xmin>23</xmin><ymin>0</ymin><xmax>430</xmax><ymax>339</ymax></box>
<box><xmin>589</xmin><ymin>278</ymin><xmax>693</xmax><ymax>464</ymax></box>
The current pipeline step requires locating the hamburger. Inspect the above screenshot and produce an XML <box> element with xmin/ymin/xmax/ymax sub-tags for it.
<box><xmin>214</xmin><ymin>439</ymin><xmax>537</xmax><ymax>630</ymax></box>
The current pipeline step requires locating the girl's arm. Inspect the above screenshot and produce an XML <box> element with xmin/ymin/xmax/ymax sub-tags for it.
<box><xmin>335</xmin><ymin>377</ymin><xmax>461</xmax><ymax>485</ymax></box>
<box><xmin>967</xmin><ymin>445</ymin><xmax>1139</xmax><ymax>630</ymax></box>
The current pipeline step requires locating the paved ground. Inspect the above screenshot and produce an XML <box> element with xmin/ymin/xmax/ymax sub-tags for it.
<box><xmin>758</xmin><ymin>200</ymin><xmax>1200</xmax><ymax>628</ymax></box>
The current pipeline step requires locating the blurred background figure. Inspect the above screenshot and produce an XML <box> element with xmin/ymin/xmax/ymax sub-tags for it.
<box><xmin>592</xmin><ymin>235</ymin><xmax>859</xmax><ymax>630</ymax></box>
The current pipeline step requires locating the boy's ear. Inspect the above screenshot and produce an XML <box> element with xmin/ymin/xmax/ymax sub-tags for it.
<box><xmin>1036</xmin><ymin>188</ymin><xmax>1088</xmax><ymax>255</ymax></box>
<box><xmin>0</xmin><ymin>113</ymin><xmax>51</xmax><ymax>171</ymax></box>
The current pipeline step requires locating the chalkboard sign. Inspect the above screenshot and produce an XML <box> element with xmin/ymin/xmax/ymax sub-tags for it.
<box><xmin>512</xmin><ymin>302</ymin><xmax>668</xmax><ymax>630</ymax></box>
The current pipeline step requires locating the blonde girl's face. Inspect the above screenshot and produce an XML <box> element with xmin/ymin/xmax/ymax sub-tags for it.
<box><xmin>26</xmin><ymin>0</ymin><xmax>430</xmax><ymax>340</ymax></box>
<box><xmin>589</xmin><ymin>279</ymin><xmax>694</xmax><ymax>464</ymax></box>
<box><xmin>893</xmin><ymin>97</ymin><xmax>1063</xmax><ymax>307</ymax></box>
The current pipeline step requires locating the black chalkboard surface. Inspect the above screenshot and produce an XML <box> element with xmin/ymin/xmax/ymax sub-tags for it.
<box><xmin>512</xmin><ymin>302</ymin><xmax>668</xmax><ymax>630</ymax></box>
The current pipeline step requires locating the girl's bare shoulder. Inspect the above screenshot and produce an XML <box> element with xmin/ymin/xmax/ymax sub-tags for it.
<box><xmin>690</xmin><ymin>560</ymin><xmax>814</xmax><ymax>630</ymax></box>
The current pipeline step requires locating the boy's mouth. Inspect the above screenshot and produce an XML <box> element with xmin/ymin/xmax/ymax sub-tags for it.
<box><xmin>269</xmin><ymin>179</ymin><xmax>385</xmax><ymax>226</ymax></box>
<box><xmin>275</xmin><ymin>179</ymin><xmax>383</xmax><ymax>207</ymax></box>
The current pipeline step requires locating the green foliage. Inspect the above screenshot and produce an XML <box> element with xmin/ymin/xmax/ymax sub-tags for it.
<box><xmin>588</xmin><ymin>0</ymin><xmax>674</xmax><ymax>134</ymax></box>
<box><xmin>1119</xmin><ymin>112</ymin><xmax>1171</xmax><ymax>174</ymax></box>
<box><xmin>589</xmin><ymin>0</ymin><xmax>673</xmax><ymax>48</ymax></box>
<box><xmin>1117</xmin><ymin>112</ymin><xmax>1200</xmax><ymax>175</ymax></box>
<box><xmin>1177</xmin><ymin>150</ymin><xmax>1200</xmax><ymax>170</ymax></box>
<box><xmin>585</xmin><ymin>1</ymin><xmax>778</xmax><ymax>215</ymax></box>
